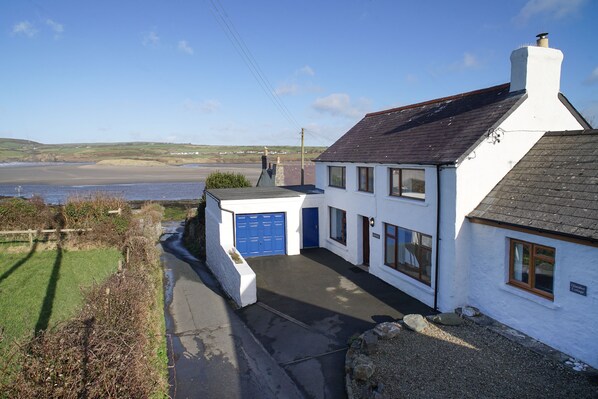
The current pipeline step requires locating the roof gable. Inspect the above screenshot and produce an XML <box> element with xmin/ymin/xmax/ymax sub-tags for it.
<box><xmin>469</xmin><ymin>129</ymin><xmax>598</xmax><ymax>243</ymax></box>
<box><xmin>315</xmin><ymin>84</ymin><xmax>525</xmax><ymax>165</ymax></box>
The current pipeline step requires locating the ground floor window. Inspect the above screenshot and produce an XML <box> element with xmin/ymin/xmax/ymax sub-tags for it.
<box><xmin>384</xmin><ymin>223</ymin><xmax>432</xmax><ymax>285</ymax></box>
<box><xmin>509</xmin><ymin>239</ymin><xmax>555</xmax><ymax>299</ymax></box>
<box><xmin>329</xmin><ymin>207</ymin><xmax>346</xmax><ymax>245</ymax></box>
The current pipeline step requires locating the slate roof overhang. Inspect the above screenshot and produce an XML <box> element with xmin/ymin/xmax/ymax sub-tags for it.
<box><xmin>468</xmin><ymin>129</ymin><xmax>598</xmax><ymax>244</ymax></box>
<box><xmin>315</xmin><ymin>83</ymin><xmax>526</xmax><ymax>165</ymax></box>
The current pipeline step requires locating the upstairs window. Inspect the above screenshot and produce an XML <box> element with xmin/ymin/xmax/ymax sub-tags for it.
<box><xmin>358</xmin><ymin>167</ymin><xmax>374</xmax><ymax>193</ymax></box>
<box><xmin>390</xmin><ymin>168</ymin><xmax>425</xmax><ymax>200</ymax></box>
<box><xmin>329</xmin><ymin>166</ymin><xmax>346</xmax><ymax>188</ymax></box>
<box><xmin>509</xmin><ymin>239</ymin><xmax>555</xmax><ymax>300</ymax></box>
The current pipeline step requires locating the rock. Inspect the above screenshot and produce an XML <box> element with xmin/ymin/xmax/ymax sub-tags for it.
<box><xmin>374</xmin><ymin>322</ymin><xmax>402</xmax><ymax>339</ymax></box>
<box><xmin>426</xmin><ymin>313</ymin><xmax>464</xmax><ymax>326</ymax></box>
<box><xmin>461</xmin><ymin>306</ymin><xmax>481</xmax><ymax>317</ymax></box>
<box><xmin>402</xmin><ymin>314</ymin><xmax>428</xmax><ymax>332</ymax></box>
<box><xmin>353</xmin><ymin>355</ymin><xmax>375</xmax><ymax>381</ymax></box>
<box><xmin>363</xmin><ymin>331</ymin><xmax>379</xmax><ymax>355</ymax></box>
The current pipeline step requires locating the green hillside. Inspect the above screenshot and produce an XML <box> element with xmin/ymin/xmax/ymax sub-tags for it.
<box><xmin>0</xmin><ymin>138</ymin><xmax>326</xmax><ymax>164</ymax></box>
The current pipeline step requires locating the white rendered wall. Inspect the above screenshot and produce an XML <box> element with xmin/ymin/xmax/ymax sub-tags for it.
<box><xmin>205</xmin><ymin>195</ymin><xmax>257</xmax><ymax>307</ymax></box>
<box><xmin>467</xmin><ymin>223</ymin><xmax>598</xmax><ymax>369</ymax></box>
<box><xmin>320</xmin><ymin>162</ymin><xmax>439</xmax><ymax>307</ymax></box>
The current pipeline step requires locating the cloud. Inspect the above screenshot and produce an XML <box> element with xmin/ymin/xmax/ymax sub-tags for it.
<box><xmin>312</xmin><ymin>93</ymin><xmax>371</xmax><ymax>119</ymax></box>
<box><xmin>405</xmin><ymin>73</ymin><xmax>418</xmax><ymax>84</ymax></box>
<box><xmin>297</xmin><ymin>65</ymin><xmax>315</xmax><ymax>76</ymax></box>
<box><xmin>184</xmin><ymin>99</ymin><xmax>221</xmax><ymax>114</ymax></box>
<box><xmin>274</xmin><ymin>83</ymin><xmax>299</xmax><ymax>96</ymax></box>
<box><xmin>462</xmin><ymin>53</ymin><xmax>479</xmax><ymax>68</ymax></box>
<box><xmin>515</xmin><ymin>0</ymin><xmax>587</xmax><ymax>23</ymax></box>
<box><xmin>585</xmin><ymin>66</ymin><xmax>598</xmax><ymax>84</ymax></box>
<box><xmin>178</xmin><ymin>40</ymin><xmax>194</xmax><ymax>55</ymax></box>
<box><xmin>12</xmin><ymin>21</ymin><xmax>37</xmax><ymax>37</ymax></box>
<box><xmin>143</xmin><ymin>30</ymin><xmax>160</xmax><ymax>47</ymax></box>
<box><xmin>46</xmin><ymin>19</ymin><xmax>64</xmax><ymax>38</ymax></box>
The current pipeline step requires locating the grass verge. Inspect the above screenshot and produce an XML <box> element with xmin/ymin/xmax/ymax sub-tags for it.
<box><xmin>0</xmin><ymin>248</ymin><xmax>120</xmax><ymax>354</ymax></box>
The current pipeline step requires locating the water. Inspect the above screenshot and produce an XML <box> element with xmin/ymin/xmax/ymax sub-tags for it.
<box><xmin>0</xmin><ymin>182</ymin><xmax>204</xmax><ymax>204</ymax></box>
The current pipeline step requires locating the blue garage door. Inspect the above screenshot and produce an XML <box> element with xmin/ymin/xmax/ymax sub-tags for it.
<box><xmin>235</xmin><ymin>213</ymin><xmax>286</xmax><ymax>258</ymax></box>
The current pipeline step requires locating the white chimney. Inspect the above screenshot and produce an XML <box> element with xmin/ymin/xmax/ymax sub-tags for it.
<box><xmin>509</xmin><ymin>33</ymin><xmax>563</xmax><ymax>98</ymax></box>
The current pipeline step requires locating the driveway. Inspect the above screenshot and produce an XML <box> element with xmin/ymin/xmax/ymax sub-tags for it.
<box><xmin>237</xmin><ymin>248</ymin><xmax>433</xmax><ymax>399</ymax></box>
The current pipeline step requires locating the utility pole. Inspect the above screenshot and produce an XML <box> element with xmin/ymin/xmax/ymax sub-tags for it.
<box><xmin>300</xmin><ymin>128</ymin><xmax>305</xmax><ymax>185</ymax></box>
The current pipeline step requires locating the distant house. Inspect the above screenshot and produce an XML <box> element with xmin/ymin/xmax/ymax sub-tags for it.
<box><xmin>204</xmin><ymin>35</ymin><xmax>596</xmax><ymax>368</ymax></box>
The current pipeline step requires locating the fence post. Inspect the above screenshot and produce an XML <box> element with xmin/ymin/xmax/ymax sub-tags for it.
<box><xmin>28</xmin><ymin>229</ymin><xmax>33</xmax><ymax>247</ymax></box>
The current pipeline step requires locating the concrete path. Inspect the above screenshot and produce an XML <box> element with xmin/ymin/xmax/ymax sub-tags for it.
<box><xmin>161</xmin><ymin>222</ymin><xmax>302</xmax><ymax>399</ymax></box>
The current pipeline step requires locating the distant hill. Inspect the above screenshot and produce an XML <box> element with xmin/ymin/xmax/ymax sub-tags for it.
<box><xmin>0</xmin><ymin>138</ymin><xmax>326</xmax><ymax>164</ymax></box>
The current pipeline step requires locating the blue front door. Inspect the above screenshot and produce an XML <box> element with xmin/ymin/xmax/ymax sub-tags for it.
<box><xmin>302</xmin><ymin>207</ymin><xmax>319</xmax><ymax>248</ymax></box>
<box><xmin>235</xmin><ymin>213</ymin><xmax>286</xmax><ymax>257</ymax></box>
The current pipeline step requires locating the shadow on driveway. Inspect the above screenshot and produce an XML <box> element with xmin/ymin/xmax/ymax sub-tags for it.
<box><xmin>237</xmin><ymin>248</ymin><xmax>433</xmax><ymax>398</ymax></box>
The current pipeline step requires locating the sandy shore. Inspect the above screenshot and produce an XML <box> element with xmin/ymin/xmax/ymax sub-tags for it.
<box><xmin>0</xmin><ymin>163</ymin><xmax>262</xmax><ymax>185</ymax></box>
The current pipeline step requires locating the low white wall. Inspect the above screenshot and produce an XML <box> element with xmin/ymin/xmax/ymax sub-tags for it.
<box><xmin>205</xmin><ymin>195</ymin><xmax>257</xmax><ymax>307</ymax></box>
<box><xmin>468</xmin><ymin>222</ymin><xmax>598</xmax><ymax>368</ymax></box>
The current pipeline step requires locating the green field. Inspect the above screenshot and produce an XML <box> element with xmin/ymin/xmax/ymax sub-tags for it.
<box><xmin>0</xmin><ymin>138</ymin><xmax>326</xmax><ymax>164</ymax></box>
<box><xmin>0</xmin><ymin>247</ymin><xmax>121</xmax><ymax>354</ymax></box>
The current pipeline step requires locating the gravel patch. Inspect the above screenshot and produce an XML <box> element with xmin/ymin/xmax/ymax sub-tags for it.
<box><xmin>351</xmin><ymin>319</ymin><xmax>597</xmax><ymax>399</ymax></box>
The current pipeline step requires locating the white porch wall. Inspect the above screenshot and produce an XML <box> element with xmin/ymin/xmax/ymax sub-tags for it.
<box><xmin>468</xmin><ymin>223</ymin><xmax>598</xmax><ymax>369</ymax></box>
<box><xmin>320</xmin><ymin>162</ymin><xmax>439</xmax><ymax>307</ymax></box>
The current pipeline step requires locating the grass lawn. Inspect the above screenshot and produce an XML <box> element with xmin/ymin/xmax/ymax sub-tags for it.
<box><xmin>0</xmin><ymin>247</ymin><xmax>121</xmax><ymax>354</ymax></box>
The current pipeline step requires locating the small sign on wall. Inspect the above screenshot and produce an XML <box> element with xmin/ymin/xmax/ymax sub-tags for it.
<box><xmin>372</xmin><ymin>233</ymin><xmax>380</xmax><ymax>239</ymax></box>
<box><xmin>569</xmin><ymin>282</ymin><xmax>587</xmax><ymax>296</ymax></box>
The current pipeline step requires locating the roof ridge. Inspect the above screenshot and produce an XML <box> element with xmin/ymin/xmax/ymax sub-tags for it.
<box><xmin>365</xmin><ymin>83</ymin><xmax>511</xmax><ymax>118</ymax></box>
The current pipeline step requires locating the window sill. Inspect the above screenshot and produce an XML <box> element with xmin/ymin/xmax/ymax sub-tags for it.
<box><xmin>327</xmin><ymin>186</ymin><xmax>346</xmax><ymax>191</ymax></box>
<box><xmin>385</xmin><ymin>196</ymin><xmax>428</xmax><ymax>207</ymax></box>
<box><xmin>355</xmin><ymin>190</ymin><xmax>375</xmax><ymax>197</ymax></box>
<box><xmin>499</xmin><ymin>284</ymin><xmax>560</xmax><ymax>310</ymax></box>
<box><xmin>326</xmin><ymin>238</ymin><xmax>348</xmax><ymax>251</ymax></box>
<box><xmin>379</xmin><ymin>265</ymin><xmax>434</xmax><ymax>294</ymax></box>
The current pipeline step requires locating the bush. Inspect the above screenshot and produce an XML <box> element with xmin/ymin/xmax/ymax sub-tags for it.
<box><xmin>0</xmin><ymin>196</ymin><xmax>54</xmax><ymax>230</ymax></box>
<box><xmin>63</xmin><ymin>194</ymin><xmax>132</xmax><ymax>247</ymax></box>
<box><xmin>183</xmin><ymin>172</ymin><xmax>251</xmax><ymax>260</ymax></box>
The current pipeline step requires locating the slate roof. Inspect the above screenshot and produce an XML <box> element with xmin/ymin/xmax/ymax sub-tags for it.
<box><xmin>315</xmin><ymin>83</ymin><xmax>526</xmax><ymax>165</ymax></box>
<box><xmin>468</xmin><ymin>130</ymin><xmax>598</xmax><ymax>242</ymax></box>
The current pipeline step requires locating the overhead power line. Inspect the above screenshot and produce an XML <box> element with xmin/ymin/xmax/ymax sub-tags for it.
<box><xmin>206</xmin><ymin>0</ymin><xmax>301</xmax><ymax>129</ymax></box>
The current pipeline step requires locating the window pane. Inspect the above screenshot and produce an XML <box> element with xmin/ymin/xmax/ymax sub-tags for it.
<box><xmin>329</xmin><ymin>166</ymin><xmax>345</xmax><ymax>188</ymax></box>
<box><xmin>329</xmin><ymin>207</ymin><xmax>346</xmax><ymax>244</ymax></box>
<box><xmin>395</xmin><ymin>226</ymin><xmax>432</xmax><ymax>285</ymax></box>
<box><xmin>534</xmin><ymin>258</ymin><xmax>554</xmax><ymax>294</ymax></box>
<box><xmin>368</xmin><ymin>169</ymin><xmax>374</xmax><ymax>193</ymax></box>
<box><xmin>401</xmin><ymin>169</ymin><xmax>425</xmax><ymax>199</ymax></box>
<box><xmin>358</xmin><ymin>168</ymin><xmax>369</xmax><ymax>191</ymax></box>
<box><xmin>512</xmin><ymin>242</ymin><xmax>529</xmax><ymax>284</ymax></box>
<box><xmin>535</xmin><ymin>246</ymin><xmax>555</xmax><ymax>259</ymax></box>
<box><xmin>390</xmin><ymin>169</ymin><xmax>400</xmax><ymax>196</ymax></box>
<box><xmin>385</xmin><ymin>235</ymin><xmax>396</xmax><ymax>266</ymax></box>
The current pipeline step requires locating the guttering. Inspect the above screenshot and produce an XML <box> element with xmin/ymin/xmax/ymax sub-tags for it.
<box><xmin>433</xmin><ymin>165</ymin><xmax>441</xmax><ymax>311</ymax></box>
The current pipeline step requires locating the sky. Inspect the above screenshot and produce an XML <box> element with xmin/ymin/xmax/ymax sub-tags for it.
<box><xmin>1</xmin><ymin>0</ymin><xmax>597</xmax><ymax>146</ymax></box>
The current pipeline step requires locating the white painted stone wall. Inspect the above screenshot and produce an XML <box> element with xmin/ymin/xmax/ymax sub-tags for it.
<box><xmin>317</xmin><ymin>162</ymin><xmax>439</xmax><ymax>307</ymax></box>
<box><xmin>205</xmin><ymin>194</ymin><xmax>257</xmax><ymax>307</ymax></box>
<box><xmin>467</xmin><ymin>222</ymin><xmax>598</xmax><ymax>369</ymax></box>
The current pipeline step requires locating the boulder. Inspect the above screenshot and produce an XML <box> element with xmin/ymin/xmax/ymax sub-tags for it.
<box><xmin>353</xmin><ymin>355</ymin><xmax>375</xmax><ymax>381</ymax></box>
<box><xmin>402</xmin><ymin>314</ymin><xmax>428</xmax><ymax>332</ymax></box>
<box><xmin>373</xmin><ymin>322</ymin><xmax>402</xmax><ymax>339</ymax></box>
<box><xmin>426</xmin><ymin>313</ymin><xmax>464</xmax><ymax>326</ymax></box>
<box><xmin>363</xmin><ymin>330</ymin><xmax>379</xmax><ymax>355</ymax></box>
<box><xmin>461</xmin><ymin>306</ymin><xmax>481</xmax><ymax>317</ymax></box>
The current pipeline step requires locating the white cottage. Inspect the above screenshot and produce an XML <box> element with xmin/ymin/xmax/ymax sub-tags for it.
<box><xmin>204</xmin><ymin>35</ymin><xmax>596</xmax><ymax>367</ymax></box>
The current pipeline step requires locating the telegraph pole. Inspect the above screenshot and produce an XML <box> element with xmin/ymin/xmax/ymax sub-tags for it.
<box><xmin>300</xmin><ymin>128</ymin><xmax>305</xmax><ymax>185</ymax></box>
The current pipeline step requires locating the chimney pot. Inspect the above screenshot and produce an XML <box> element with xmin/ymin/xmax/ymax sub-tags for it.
<box><xmin>536</xmin><ymin>32</ymin><xmax>549</xmax><ymax>48</ymax></box>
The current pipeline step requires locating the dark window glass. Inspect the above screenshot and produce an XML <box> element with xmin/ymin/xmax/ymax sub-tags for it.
<box><xmin>509</xmin><ymin>239</ymin><xmax>555</xmax><ymax>299</ymax></box>
<box><xmin>384</xmin><ymin>223</ymin><xmax>432</xmax><ymax>285</ymax></box>
<box><xmin>358</xmin><ymin>167</ymin><xmax>374</xmax><ymax>193</ymax></box>
<box><xmin>389</xmin><ymin>168</ymin><xmax>425</xmax><ymax>200</ymax></box>
<box><xmin>329</xmin><ymin>166</ymin><xmax>346</xmax><ymax>188</ymax></box>
<box><xmin>329</xmin><ymin>207</ymin><xmax>346</xmax><ymax>245</ymax></box>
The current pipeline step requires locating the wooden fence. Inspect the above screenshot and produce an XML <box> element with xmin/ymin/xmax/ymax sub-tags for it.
<box><xmin>0</xmin><ymin>229</ymin><xmax>92</xmax><ymax>246</ymax></box>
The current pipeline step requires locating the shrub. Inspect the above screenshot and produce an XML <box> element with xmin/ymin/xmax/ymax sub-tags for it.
<box><xmin>183</xmin><ymin>171</ymin><xmax>251</xmax><ymax>260</ymax></box>
<box><xmin>0</xmin><ymin>196</ymin><xmax>54</xmax><ymax>230</ymax></box>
